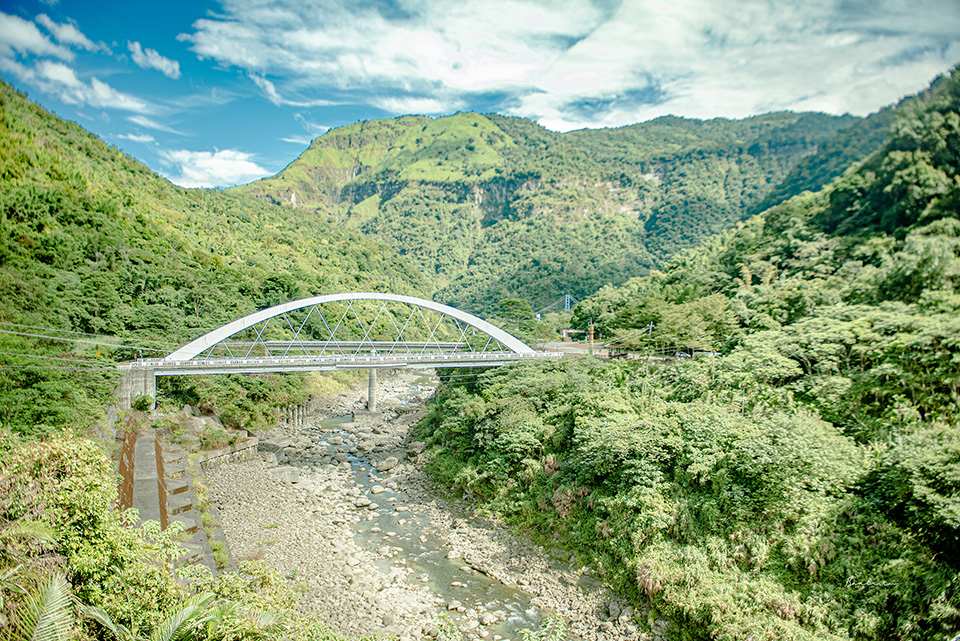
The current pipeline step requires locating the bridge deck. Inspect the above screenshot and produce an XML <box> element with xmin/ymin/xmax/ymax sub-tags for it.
<box><xmin>121</xmin><ymin>351</ymin><xmax>562</xmax><ymax>376</ymax></box>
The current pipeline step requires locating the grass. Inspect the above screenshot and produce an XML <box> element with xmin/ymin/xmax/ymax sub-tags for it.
<box><xmin>210</xmin><ymin>540</ymin><xmax>229</xmax><ymax>569</ymax></box>
<box><xmin>201</xmin><ymin>510</ymin><xmax>220</xmax><ymax>530</ymax></box>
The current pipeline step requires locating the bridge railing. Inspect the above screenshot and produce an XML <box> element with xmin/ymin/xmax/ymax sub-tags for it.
<box><xmin>120</xmin><ymin>350</ymin><xmax>563</xmax><ymax>374</ymax></box>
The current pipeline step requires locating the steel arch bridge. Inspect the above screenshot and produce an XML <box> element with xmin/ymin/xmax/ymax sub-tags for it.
<box><xmin>117</xmin><ymin>293</ymin><xmax>560</xmax><ymax>408</ymax></box>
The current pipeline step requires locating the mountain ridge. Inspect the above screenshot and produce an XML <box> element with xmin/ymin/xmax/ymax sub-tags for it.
<box><xmin>233</xmin><ymin>109</ymin><xmax>867</xmax><ymax>314</ymax></box>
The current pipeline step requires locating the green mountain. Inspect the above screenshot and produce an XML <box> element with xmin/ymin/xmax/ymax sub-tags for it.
<box><xmin>233</xmin><ymin>110</ymin><xmax>863</xmax><ymax>314</ymax></box>
<box><xmin>419</xmin><ymin>67</ymin><xmax>960</xmax><ymax>640</ymax></box>
<box><xmin>0</xmin><ymin>79</ymin><xmax>427</xmax><ymax>435</ymax></box>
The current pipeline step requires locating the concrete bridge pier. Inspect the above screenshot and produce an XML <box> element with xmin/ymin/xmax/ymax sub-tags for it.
<box><xmin>367</xmin><ymin>368</ymin><xmax>378</xmax><ymax>412</ymax></box>
<box><xmin>119</xmin><ymin>367</ymin><xmax>156</xmax><ymax>410</ymax></box>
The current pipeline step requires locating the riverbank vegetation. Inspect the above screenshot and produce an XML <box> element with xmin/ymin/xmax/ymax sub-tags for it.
<box><xmin>418</xmin><ymin>67</ymin><xmax>960</xmax><ymax>640</ymax></box>
<box><xmin>0</xmin><ymin>433</ymin><xmax>387</xmax><ymax>640</ymax></box>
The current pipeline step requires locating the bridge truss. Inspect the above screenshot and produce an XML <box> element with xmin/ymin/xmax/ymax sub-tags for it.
<box><xmin>121</xmin><ymin>293</ymin><xmax>557</xmax><ymax>378</ymax></box>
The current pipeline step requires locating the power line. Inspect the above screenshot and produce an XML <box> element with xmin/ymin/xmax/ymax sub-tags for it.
<box><xmin>0</xmin><ymin>351</ymin><xmax>113</xmax><ymax>366</ymax></box>
<box><xmin>0</xmin><ymin>329</ymin><xmax>169</xmax><ymax>353</ymax></box>
<box><xmin>0</xmin><ymin>365</ymin><xmax>114</xmax><ymax>372</ymax></box>
<box><xmin>0</xmin><ymin>321</ymin><xmax>177</xmax><ymax>347</ymax></box>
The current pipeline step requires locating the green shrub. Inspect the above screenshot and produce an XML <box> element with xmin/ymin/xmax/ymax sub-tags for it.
<box><xmin>131</xmin><ymin>394</ymin><xmax>154</xmax><ymax>412</ymax></box>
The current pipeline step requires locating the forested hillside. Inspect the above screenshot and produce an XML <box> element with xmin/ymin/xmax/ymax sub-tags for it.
<box><xmin>417</xmin><ymin>67</ymin><xmax>960</xmax><ymax>640</ymax></box>
<box><xmin>235</xmin><ymin>110</ymin><xmax>865</xmax><ymax>315</ymax></box>
<box><xmin>0</xmin><ymin>80</ymin><xmax>428</xmax><ymax>436</ymax></box>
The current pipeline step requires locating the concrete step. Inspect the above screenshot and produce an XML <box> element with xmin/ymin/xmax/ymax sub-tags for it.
<box><xmin>162</xmin><ymin>477</ymin><xmax>189</xmax><ymax>496</ymax></box>
<box><xmin>163</xmin><ymin>461</ymin><xmax>188</xmax><ymax>480</ymax></box>
<box><xmin>175</xmin><ymin>543</ymin><xmax>204</xmax><ymax>567</ymax></box>
<box><xmin>167</xmin><ymin>493</ymin><xmax>195</xmax><ymax>516</ymax></box>
<box><xmin>168</xmin><ymin>513</ymin><xmax>199</xmax><ymax>535</ymax></box>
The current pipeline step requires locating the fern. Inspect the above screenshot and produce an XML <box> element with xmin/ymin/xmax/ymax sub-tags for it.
<box><xmin>11</xmin><ymin>574</ymin><xmax>75</xmax><ymax>641</ymax></box>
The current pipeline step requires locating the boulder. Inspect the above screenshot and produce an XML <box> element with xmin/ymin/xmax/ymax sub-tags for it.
<box><xmin>407</xmin><ymin>441</ymin><xmax>427</xmax><ymax>455</ymax></box>
<box><xmin>178</xmin><ymin>416</ymin><xmax>205</xmax><ymax>431</ymax></box>
<box><xmin>200</xmin><ymin>415</ymin><xmax>222</xmax><ymax>429</ymax></box>
<box><xmin>260</xmin><ymin>436</ymin><xmax>295</xmax><ymax>453</ymax></box>
<box><xmin>376</xmin><ymin>456</ymin><xmax>399</xmax><ymax>472</ymax></box>
<box><xmin>608</xmin><ymin>602</ymin><xmax>621</xmax><ymax>620</ymax></box>
<box><xmin>267</xmin><ymin>466</ymin><xmax>299</xmax><ymax>483</ymax></box>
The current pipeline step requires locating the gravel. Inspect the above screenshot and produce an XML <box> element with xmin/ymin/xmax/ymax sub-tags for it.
<box><xmin>207</xmin><ymin>371</ymin><xmax>653</xmax><ymax>641</ymax></box>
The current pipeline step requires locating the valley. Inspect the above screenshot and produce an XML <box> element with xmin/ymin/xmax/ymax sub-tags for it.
<box><xmin>1</xmin><ymin>60</ymin><xmax>959</xmax><ymax>641</ymax></box>
<box><xmin>206</xmin><ymin>370</ymin><xmax>646</xmax><ymax>641</ymax></box>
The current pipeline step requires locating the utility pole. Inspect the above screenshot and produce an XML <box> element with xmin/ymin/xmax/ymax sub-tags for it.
<box><xmin>589</xmin><ymin>321</ymin><xmax>595</xmax><ymax>356</ymax></box>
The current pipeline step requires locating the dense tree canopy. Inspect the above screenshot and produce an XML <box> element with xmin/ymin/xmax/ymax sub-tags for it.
<box><xmin>418</xmin><ymin>66</ymin><xmax>960</xmax><ymax>641</ymax></box>
<box><xmin>236</xmin><ymin>109</ymin><xmax>872</xmax><ymax>315</ymax></box>
<box><xmin>0</xmin><ymin>80</ymin><xmax>427</xmax><ymax>436</ymax></box>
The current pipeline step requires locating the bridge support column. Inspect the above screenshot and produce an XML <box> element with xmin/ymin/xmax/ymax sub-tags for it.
<box><xmin>118</xmin><ymin>368</ymin><xmax>156</xmax><ymax>411</ymax></box>
<box><xmin>367</xmin><ymin>369</ymin><xmax>378</xmax><ymax>412</ymax></box>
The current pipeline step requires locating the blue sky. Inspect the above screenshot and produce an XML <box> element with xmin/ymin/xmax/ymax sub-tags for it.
<box><xmin>1</xmin><ymin>0</ymin><xmax>959</xmax><ymax>188</ymax></box>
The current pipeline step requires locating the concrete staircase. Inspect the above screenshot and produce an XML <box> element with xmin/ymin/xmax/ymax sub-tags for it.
<box><xmin>117</xmin><ymin>426</ymin><xmax>217</xmax><ymax>573</ymax></box>
<box><xmin>156</xmin><ymin>439</ymin><xmax>217</xmax><ymax>573</ymax></box>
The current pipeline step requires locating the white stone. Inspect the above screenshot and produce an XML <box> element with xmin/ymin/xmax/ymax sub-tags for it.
<box><xmin>267</xmin><ymin>466</ymin><xmax>299</xmax><ymax>483</ymax></box>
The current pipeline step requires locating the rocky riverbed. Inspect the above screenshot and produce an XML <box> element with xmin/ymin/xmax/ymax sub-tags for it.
<box><xmin>206</xmin><ymin>371</ymin><xmax>666</xmax><ymax>641</ymax></box>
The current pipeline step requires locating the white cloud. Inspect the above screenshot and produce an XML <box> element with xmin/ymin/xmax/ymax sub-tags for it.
<box><xmin>373</xmin><ymin>95</ymin><xmax>456</xmax><ymax>115</ymax></box>
<box><xmin>36</xmin><ymin>59</ymin><xmax>81</xmax><ymax>87</ymax></box>
<box><xmin>128</xmin><ymin>114</ymin><xmax>182</xmax><ymax>134</ymax></box>
<box><xmin>0</xmin><ymin>12</ymin><xmax>148</xmax><ymax>114</ymax></box>
<box><xmin>281</xmin><ymin>135</ymin><xmax>312</xmax><ymax>144</ymax></box>
<box><xmin>36</xmin><ymin>14</ymin><xmax>108</xmax><ymax>53</ymax></box>
<box><xmin>0</xmin><ymin>11</ymin><xmax>72</xmax><ymax>60</ymax></box>
<box><xmin>0</xmin><ymin>55</ymin><xmax>33</xmax><ymax>80</ymax></box>
<box><xmin>178</xmin><ymin>0</ymin><xmax>960</xmax><ymax>129</ymax></box>
<box><xmin>32</xmin><ymin>59</ymin><xmax>151</xmax><ymax>112</ymax></box>
<box><xmin>250</xmin><ymin>73</ymin><xmax>335</xmax><ymax>106</ymax></box>
<box><xmin>293</xmin><ymin>112</ymin><xmax>328</xmax><ymax>137</ymax></box>
<box><xmin>160</xmin><ymin>148</ymin><xmax>269</xmax><ymax>188</ymax></box>
<box><xmin>128</xmin><ymin>41</ymin><xmax>180</xmax><ymax>79</ymax></box>
<box><xmin>118</xmin><ymin>132</ymin><xmax>155</xmax><ymax>143</ymax></box>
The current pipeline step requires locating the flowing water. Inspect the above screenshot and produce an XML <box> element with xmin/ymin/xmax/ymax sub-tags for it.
<box><xmin>315</xmin><ymin>382</ymin><xmax>576</xmax><ymax>640</ymax></box>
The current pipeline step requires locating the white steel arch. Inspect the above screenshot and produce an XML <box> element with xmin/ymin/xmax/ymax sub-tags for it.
<box><xmin>164</xmin><ymin>292</ymin><xmax>534</xmax><ymax>362</ymax></box>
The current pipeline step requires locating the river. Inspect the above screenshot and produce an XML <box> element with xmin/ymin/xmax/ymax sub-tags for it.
<box><xmin>205</xmin><ymin>370</ymin><xmax>645</xmax><ymax>641</ymax></box>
